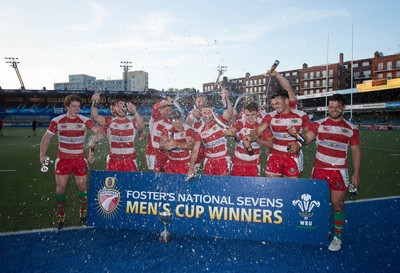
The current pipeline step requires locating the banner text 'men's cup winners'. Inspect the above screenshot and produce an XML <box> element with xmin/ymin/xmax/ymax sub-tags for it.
<box><xmin>125</xmin><ymin>190</ymin><xmax>283</xmax><ymax>225</ymax></box>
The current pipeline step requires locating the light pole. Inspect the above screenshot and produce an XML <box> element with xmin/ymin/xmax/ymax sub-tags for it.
<box><xmin>5</xmin><ymin>57</ymin><xmax>25</xmax><ymax>90</ymax></box>
<box><xmin>120</xmin><ymin>61</ymin><xmax>132</xmax><ymax>91</ymax></box>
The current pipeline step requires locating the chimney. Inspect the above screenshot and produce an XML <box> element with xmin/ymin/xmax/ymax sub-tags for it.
<box><xmin>339</xmin><ymin>53</ymin><xmax>344</xmax><ymax>64</ymax></box>
<box><xmin>302</xmin><ymin>63</ymin><xmax>308</xmax><ymax>69</ymax></box>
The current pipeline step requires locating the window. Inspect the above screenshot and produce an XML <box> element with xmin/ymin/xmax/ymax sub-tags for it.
<box><xmin>329</xmin><ymin>69</ymin><xmax>333</xmax><ymax>77</ymax></box>
<box><xmin>303</xmin><ymin>73</ymin><xmax>308</xmax><ymax>80</ymax></box>
<box><xmin>316</xmin><ymin>71</ymin><xmax>320</xmax><ymax>78</ymax></box>
<box><xmin>396</xmin><ymin>71</ymin><xmax>400</xmax><ymax>78</ymax></box>
<box><xmin>292</xmin><ymin>72</ymin><xmax>298</xmax><ymax>76</ymax></box>
<box><xmin>328</xmin><ymin>79</ymin><xmax>333</xmax><ymax>86</ymax></box>
<box><xmin>364</xmin><ymin>70</ymin><xmax>371</xmax><ymax>77</ymax></box>
<box><xmin>387</xmin><ymin>62</ymin><xmax>392</xmax><ymax>70</ymax></box>
<box><xmin>353</xmin><ymin>63</ymin><xmax>359</xmax><ymax>68</ymax></box>
<box><xmin>377</xmin><ymin>73</ymin><xmax>383</xmax><ymax>79</ymax></box>
<box><xmin>304</xmin><ymin>91</ymin><xmax>308</xmax><ymax>95</ymax></box>
<box><xmin>362</xmin><ymin>61</ymin><xmax>370</xmax><ymax>67</ymax></box>
<box><xmin>304</xmin><ymin>82</ymin><xmax>308</xmax><ymax>88</ymax></box>
<box><xmin>378</xmin><ymin>63</ymin><xmax>383</xmax><ymax>71</ymax></box>
<box><xmin>310</xmin><ymin>81</ymin><xmax>314</xmax><ymax>88</ymax></box>
<box><xmin>387</xmin><ymin>73</ymin><xmax>392</xmax><ymax>79</ymax></box>
<box><xmin>354</xmin><ymin>72</ymin><xmax>360</xmax><ymax>78</ymax></box>
<box><xmin>310</xmin><ymin>72</ymin><xmax>314</xmax><ymax>79</ymax></box>
<box><xmin>396</xmin><ymin>60</ymin><xmax>400</xmax><ymax>68</ymax></box>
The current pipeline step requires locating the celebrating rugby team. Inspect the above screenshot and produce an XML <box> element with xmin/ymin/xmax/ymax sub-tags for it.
<box><xmin>40</xmin><ymin>68</ymin><xmax>361</xmax><ymax>252</ymax></box>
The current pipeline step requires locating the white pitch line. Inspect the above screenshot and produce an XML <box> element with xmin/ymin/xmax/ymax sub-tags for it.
<box><xmin>345</xmin><ymin>195</ymin><xmax>400</xmax><ymax>204</ymax></box>
<box><xmin>0</xmin><ymin>226</ymin><xmax>95</xmax><ymax>237</ymax></box>
<box><xmin>0</xmin><ymin>170</ymin><xmax>17</xmax><ymax>172</ymax></box>
<box><xmin>362</xmin><ymin>146</ymin><xmax>400</xmax><ymax>152</ymax></box>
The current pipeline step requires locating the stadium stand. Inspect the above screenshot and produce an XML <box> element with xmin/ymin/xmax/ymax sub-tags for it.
<box><xmin>0</xmin><ymin>87</ymin><xmax>399</xmax><ymax>129</ymax></box>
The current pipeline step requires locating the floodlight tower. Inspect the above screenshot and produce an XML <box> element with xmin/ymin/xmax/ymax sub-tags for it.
<box><xmin>120</xmin><ymin>61</ymin><xmax>132</xmax><ymax>91</ymax></box>
<box><xmin>5</xmin><ymin>57</ymin><xmax>25</xmax><ymax>90</ymax></box>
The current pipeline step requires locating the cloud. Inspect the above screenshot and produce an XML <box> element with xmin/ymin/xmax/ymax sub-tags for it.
<box><xmin>0</xmin><ymin>5</ymin><xmax>28</xmax><ymax>31</ymax></box>
<box><xmin>78</xmin><ymin>10</ymin><xmax>211</xmax><ymax>53</ymax></box>
<box><xmin>140</xmin><ymin>11</ymin><xmax>175</xmax><ymax>37</ymax></box>
<box><xmin>213</xmin><ymin>7</ymin><xmax>350</xmax><ymax>43</ymax></box>
<box><xmin>69</xmin><ymin>1</ymin><xmax>109</xmax><ymax>32</ymax></box>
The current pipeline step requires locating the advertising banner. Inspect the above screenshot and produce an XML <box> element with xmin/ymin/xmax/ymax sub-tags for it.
<box><xmin>88</xmin><ymin>171</ymin><xmax>330</xmax><ymax>246</ymax></box>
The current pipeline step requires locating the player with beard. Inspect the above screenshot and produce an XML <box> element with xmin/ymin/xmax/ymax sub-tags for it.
<box><xmin>90</xmin><ymin>93</ymin><xmax>145</xmax><ymax>171</ymax></box>
<box><xmin>187</xmin><ymin>89</ymin><xmax>233</xmax><ymax>177</ymax></box>
<box><xmin>160</xmin><ymin>110</ymin><xmax>195</xmax><ymax>174</ymax></box>
<box><xmin>40</xmin><ymin>94</ymin><xmax>103</xmax><ymax>229</ymax></box>
<box><xmin>145</xmin><ymin>97</ymin><xmax>174</xmax><ymax>172</ymax></box>
<box><xmin>244</xmin><ymin>89</ymin><xmax>311</xmax><ymax>178</ymax></box>
<box><xmin>288</xmin><ymin>94</ymin><xmax>361</xmax><ymax>251</ymax></box>
<box><xmin>186</xmin><ymin>94</ymin><xmax>207</xmax><ymax>172</ymax></box>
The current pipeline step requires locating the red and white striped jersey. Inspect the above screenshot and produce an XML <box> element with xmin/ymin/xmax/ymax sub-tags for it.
<box><xmin>162</xmin><ymin>124</ymin><xmax>195</xmax><ymax>163</ymax></box>
<box><xmin>309</xmin><ymin>117</ymin><xmax>360</xmax><ymax>169</ymax></box>
<box><xmin>195</xmin><ymin>116</ymin><xmax>230</xmax><ymax>159</ymax></box>
<box><xmin>145</xmin><ymin>102</ymin><xmax>172</xmax><ymax>155</ymax></box>
<box><xmin>188</xmin><ymin>109</ymin><xmax>204</xmax><ymax>133</ymax></box>
<box><xmin>262</xmin><ymin>108</ymin><xmax>310</xmax><ymax>158</ymax></box>
<box><xmin>104</xmin><ymin>116</ymin><xmax>137</xmax><ymax>159</ymax></box>
<box><xmin>232</xmin><ymin>120</ymin><xmax>272</xmax><ymax>165</ymax></box>
<box><xmin>47</xmin><ymin>114</ymin><xmax>95</xmax><ymax>159</ymax></box>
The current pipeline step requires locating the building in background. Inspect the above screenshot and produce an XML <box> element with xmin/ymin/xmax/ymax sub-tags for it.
<box><xmin>203</xmin><ymin>51</ymin><xmax>400</xmax><ymax>104</ymax></box>
<box><xmin>54</xmin><ymin>70</ymin><xmax>148</xmax><ymax>92</ymax></box>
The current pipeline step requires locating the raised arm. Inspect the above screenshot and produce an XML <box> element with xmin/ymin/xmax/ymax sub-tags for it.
<box><xmin>221</xmin><ymin>88</ymin><xmax>233</xmax><ymax>121</ymax></box>
<box><xmin>91</xmin><ymin>93</ymin><xmax>106</xmax><ymax>126</ymax></box>
<box><xmin>186</xmin><ymin>108</ymin><xmax>202</xmax><ymax>126</ymax></box>
<box><xmin>268</xmin><ymin>70</ymin><xmax>296</xmax><ymax>102</ymax></box>
<box><xmin>127</xmin><ymin>102</ymin><xmax>145</xmax><ymax>131</ymax></box>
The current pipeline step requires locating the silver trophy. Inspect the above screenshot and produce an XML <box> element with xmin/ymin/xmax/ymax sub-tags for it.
<box><xmin>348</xmin><ymin>184</ymin><xmax>358</xmax><ymax>199</ymax></box>
<box><xmin>158</xmin><ymin>211</ymin><xmax>173</xmax><ymax>242</ymax></box>
<box><xmin>41</xmin><ymin>157</ymin><xmax>53</xmax><ymax>173</ymax></box>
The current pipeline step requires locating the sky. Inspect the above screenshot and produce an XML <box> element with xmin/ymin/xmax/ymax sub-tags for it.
<box><xmin>0</xmin><ymin>0</ymin><xmax>399</xmax><ymax>91</ymax></box>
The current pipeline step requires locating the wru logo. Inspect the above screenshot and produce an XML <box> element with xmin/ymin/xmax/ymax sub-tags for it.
<box><xmin>292</xmin><ymin>194</ymin><xmax>320</xmax><ymax>220</ymax></box>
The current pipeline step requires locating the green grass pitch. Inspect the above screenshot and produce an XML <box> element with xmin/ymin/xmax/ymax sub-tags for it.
<box><xmin>0</xmin><ymin>127</ymin><xmax>399</xmax><ymax>232</ymax></box>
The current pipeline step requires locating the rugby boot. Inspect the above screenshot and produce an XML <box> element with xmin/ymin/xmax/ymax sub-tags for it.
<box><xmin>328</xmin><ymin>237</ymin><xmax>342</xmax><ymax>252</ymax></box>
<box><xmin>56</xmin><ymin>216</ymin><xmax>65</xmax><ymax>230</ymax></box>
<box><xmin>80</xmin><ymin>210</ymin><xmax>87</xmax><ymax>226</ymax></box>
